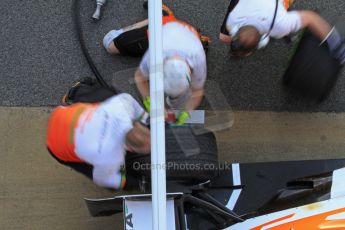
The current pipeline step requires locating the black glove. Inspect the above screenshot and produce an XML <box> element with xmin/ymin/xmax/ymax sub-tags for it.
<box><xmin>324</xmin><ymin>27</ymin><xmax>345</xmax><ymax>65</ymax></box>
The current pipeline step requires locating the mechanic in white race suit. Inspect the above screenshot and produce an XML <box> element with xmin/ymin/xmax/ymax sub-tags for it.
<box><xmin>46</xmin><ymin>93</ymin><xmax>150</xmax><ymax>190</ymax></box>
<box><xmin>219</xmin><ymin>0</ymin><xmax>345</xmax><ymax>63</ymax></box>
<box><xmin>102</xmin><ymin>5</ymin><xmax>207</xmax><ymax>125</ymax></box>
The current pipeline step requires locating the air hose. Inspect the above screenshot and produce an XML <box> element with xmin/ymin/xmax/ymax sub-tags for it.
<box><xmin>73</xmin><ymin>0</ymin><xmax>117</xmax><ymax>93</ymax></box>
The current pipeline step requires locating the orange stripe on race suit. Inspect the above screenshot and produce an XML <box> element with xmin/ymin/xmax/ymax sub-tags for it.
<box><xmin>173</xmin><ymin>19</ymin><xmax>200</xmax><ymax>38</ymax></box>
<box><xmin>162</xmin><ymin>4</ymin><xmax>174</xmax><ymax>17</ymax></box>
<box><xmin>147</xmin><ymin>14</ymin><xmax>200</xmax><ymax>39</ymax></box>
<box><xmin>283</xmin><ymin>0</ymin><xmax>293</xmax><ymax>10</ymax></box>
<box><xmin>46</xmin><ymin>103</ymin><xmax>97</xmax><ymax>163</ymax></box>
<box><xmin>251</xmin><ymin>207</ymin><xmax>345</xmax><ymax>229</ymax></box>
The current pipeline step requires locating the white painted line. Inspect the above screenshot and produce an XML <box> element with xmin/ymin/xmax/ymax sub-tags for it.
<box><xmin>331</xmin><ymin>167</ymin><xmax>345</xmax><ymax>199</ymax></box>
<box><xmin>232</xmin><ymin>163</ymin><xmax>241</xmax><ymax>186</ymax></box>
<box><xmin>227</xmin><ymin>189</ymin><xmax>242</xmax><ymax>211</ymax></box>
<box><xmin>226</xmin><ymin>163</ymin><xmax>242</xmax><ymax>210</ymax></box>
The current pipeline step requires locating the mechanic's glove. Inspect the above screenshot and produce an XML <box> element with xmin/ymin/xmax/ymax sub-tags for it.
<box><xmin>175</xmin><ymin>110</ymin><xmax>190</xmax><ymax>126</ymax></box>
<box><xmin>324</xmin><ymin>27</ymin><xmax>345</xmax><ymax>65</ymax></box>
<box><xmin>143</xmin><ymin>96</ymin><xmax>150</xmax><ymax>113</ymax></box>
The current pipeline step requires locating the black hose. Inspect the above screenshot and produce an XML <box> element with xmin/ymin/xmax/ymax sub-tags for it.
<box><xmin>73</xmin><ymin>0</ymin><xmax>116</xmax><ymax>92</ymax></box>
<box><xmin>184</xmin><ymin>195</ymin><xmax>243</xmax><ymax>223</ymax></box>
<box><xmin>196</xmin><ymin>192</ymin><xmax>242</xmax><ymax>220</ymax></box>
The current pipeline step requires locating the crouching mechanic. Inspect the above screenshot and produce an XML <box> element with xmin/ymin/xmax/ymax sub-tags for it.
<box><xmin>103</xmin><ymin>5</ymin><xmax>207</xmax><ymax>125</ymax></box>
<box><xmin>46</xmin><ymin>93</ymin><xmax>150</xmax><ymax>190</ymax></box>
<box><xmin>219</xmin><ymin>0</ymin><xmax>345</xmax><ymax>64</ymax></box>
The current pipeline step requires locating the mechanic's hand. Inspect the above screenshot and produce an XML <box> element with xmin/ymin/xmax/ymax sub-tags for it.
<box><xmin>324</xmin><ymin>27</ymin><xmax>345</xmax><ymax>65</ymax></box>
<box><xmin>165</xmin><ymin>109</ymin><xmax>176</xmax><ymax>123</ymax></box>
<box><xmin>143</xmin><ymin>96</ymin><xmax>150</xmax><ymax>113</ymax></box>
<box><xmin>219</xmin><ymin>33</ymin><xmax>231</xmax><ymax>43</ymax></box>
<box><xmin>175</xmin><ymin>110</ymin><xmax>190</xmax><ymax>126</ymax></box>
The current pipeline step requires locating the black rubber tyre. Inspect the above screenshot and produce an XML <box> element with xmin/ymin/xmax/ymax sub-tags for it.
<box><xmin>125</xmin><ymin>126</ymin><xmax>218</xmax><ymax>183</ymax></box>
<box><xmin>283</xmin><ymin>30</ymin><xmax>343</xmax><ymax>101</ymax></box>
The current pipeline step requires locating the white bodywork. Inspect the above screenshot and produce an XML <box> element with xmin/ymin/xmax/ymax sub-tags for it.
<box><xmin>124</xmin><ymin>199</ymin><xmax>176</xmax><ymax>230</ymax></box>
<box><xmin>225</xmin><ymin>167</ymin><xmax>345</xmax><ymax>229</ymax></box>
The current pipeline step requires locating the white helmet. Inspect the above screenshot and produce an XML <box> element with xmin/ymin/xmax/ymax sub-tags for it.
<box><xmin>163</xmin><ymin>58</ymin><xmax>191</xmax><ymax>98</ymax></box>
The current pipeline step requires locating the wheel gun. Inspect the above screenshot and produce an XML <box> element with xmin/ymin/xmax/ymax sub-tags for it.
<box><xmin>92</xmin><ymin>0</ymin><xmax>107</xmax><ymax>20</ymax></box>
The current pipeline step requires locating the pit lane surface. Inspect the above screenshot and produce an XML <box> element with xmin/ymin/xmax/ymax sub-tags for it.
<box><xmin>1</xmin><ymin>0</ymin><xmax>345</xmax><ymax>229</ymax></box>
<box><xmin>0</xmin><ymin>0</ymin><xmax>344</xmax><ymax>111</ymax></box>
<box><xmin>2</xmin><ymin>108</ymin><xmax>345</xmax><ymax>229</ymax></box>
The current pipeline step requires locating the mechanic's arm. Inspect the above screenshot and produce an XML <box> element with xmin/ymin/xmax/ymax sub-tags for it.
<box><xmin>134</xmin><ymin>68</ymin><xmax>150</xmax><ymax>98</ymax></box>
<box><xmin>116</xmin><ymin>93</ymin><xmax>148</xmax><ymax>123</ymax></box>
<box><xmin>298</xmin><ymin>11</ymin><xmax>345</xmax><ymax>64</ymax></box>
<box><xmin>185</xmin><ymin>88</ymin><xmax>204</xmax><ymax>113</ymax></box>
<box><xmin>134</xmin><ymin>68</ymin><xmax>151</xmax><ymax>112</ymax></box>
<box><xmin>298</xmin><ymin>10</ymin><xmax>332</xmax><ymax>40</ymax></box>
<box><xmin>184</xmin><ymin>57</ymin><xmax>206</xmax><ymax>112</ymax></box>
<box><xmin>219</xmin><ymin>1</ymin><xmax>235</xmax><ymax>43</ymax></box>
<box><xmin>92</xmin><ymin>165</ymin><xmax>124</xmax><ymax>189</ymax></box>
<box><xmin>219</xmin><ymin>33</ymin><xmax>232</xmax><ymax>43</ymax></box>
<box><xmin>175</xmin><ymin>87</ymin><xmax>204</xmax><ymax>126</ymax></box>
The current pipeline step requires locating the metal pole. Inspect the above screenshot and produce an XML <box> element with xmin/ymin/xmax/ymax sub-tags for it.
<box><xmin>148</xmin><ymin>0</ymin><xmax>167</xmax><ymax>229</ymax></box>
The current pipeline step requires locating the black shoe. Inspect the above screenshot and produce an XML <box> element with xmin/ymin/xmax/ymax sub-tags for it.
<box><xmin>61</xmin><ymin>77</ymin><xmax>97</xmax><ymax>105</ymax></box>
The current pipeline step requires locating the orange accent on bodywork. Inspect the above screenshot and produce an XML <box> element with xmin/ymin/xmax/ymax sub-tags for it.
<box><xmin>251</xmin><ymin>208</ymin><xmax>345</xmax><ymax>230</ymax></box>
<box><xmin>251</xmin><ymin>214</ymin><xmax>295</xmax><ymax>230</ymax></box>
<box><xmin>274</xmin><ymin>208</ymin><xmax>345</xmax><ymax>230</ymax></box>
<box><xmin>319</xmin><ymin>220</ymin><xmax>345</xmax><ymax>229</ymax></box>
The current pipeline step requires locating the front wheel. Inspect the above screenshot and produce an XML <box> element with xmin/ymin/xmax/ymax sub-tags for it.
<box><xmin>125</xmin><ymin>126</ymin><xmax>219</xmax><ymax>183</ymax></box>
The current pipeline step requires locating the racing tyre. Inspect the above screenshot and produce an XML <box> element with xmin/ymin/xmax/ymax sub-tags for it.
<box><xmin>283</xmin><ymin>30</ymin><xmax>343</xmax><ymax>101</ymax></box>
<box><xmin>125</xmin><ymin>126</ymin><xmax>218</xmax><ymax>183</ymax></box>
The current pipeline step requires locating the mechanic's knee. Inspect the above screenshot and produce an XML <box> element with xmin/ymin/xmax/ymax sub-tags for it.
<box><xmin>103</xmin><ymin>29</ymin><xmax>123</xmax><ymax>54</ymax></box>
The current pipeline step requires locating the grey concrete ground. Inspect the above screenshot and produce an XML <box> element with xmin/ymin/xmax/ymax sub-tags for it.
<box><xmin>0</xmin><ymin>0</ymin><xmax>344</xmax><ymax>111</ymax></box>
<box><xmin>1</xmin><ymin>0</ymin><xmax>345</xmax><ymax>229</ymax></box>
